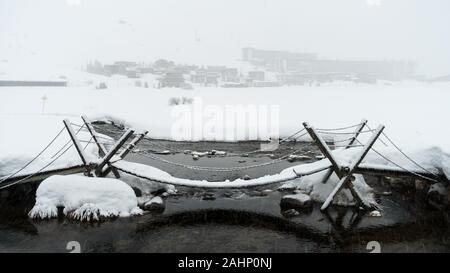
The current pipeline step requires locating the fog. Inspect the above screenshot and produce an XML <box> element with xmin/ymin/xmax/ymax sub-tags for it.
<box><xmin>1</xmin><ymin>0</ymin><xmax>449</xmax><ymax>76</ymax></box>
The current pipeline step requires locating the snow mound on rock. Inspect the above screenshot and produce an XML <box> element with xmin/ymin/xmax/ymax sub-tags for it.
<box><xmin>29</xmin><ymin>175</ymin><xmax>143</xmax><ymax>221</ymax></box>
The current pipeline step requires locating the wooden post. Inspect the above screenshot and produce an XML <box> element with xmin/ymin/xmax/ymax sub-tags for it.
<box><xmin>320</xmin><ymin>119</ymin><xmax>368</xmax><ymax>184</ymax></box>
<box><xmin>81</xmin><ymin>115</ymin><xmax>121</xmax><ymax>178</ymax></box>
<box><xmin>95</xmin><ymin>129</ymin><xmax>134</xmax><ymax>177</ymax></box>
<box><xmin>304</xmin><ymin>122</ymin><xmax>366</xmax><ymax>206</ymax></box>
<box><xmin>102</xmin><ymin>131</ymin><xmax>148</xmax><ymax>177</ymax></box>
<box><xmin>321</xmin><ymin>125</ymin><xmax>385</xmax><ymax>210</ymax></box>
<box><xmin>81</xmin><ymin>116</ymin><xmax>107</xmax><ymax>157</ymax></box>
<box><xmin>303</xmin><ymin>122</ymin><xmax>343</xmax><ymax>176</ymax></box>
<box><xmin>118</xmin><ymin>131</ymin><xmax>148</xmax><ymax>158</ymax></box>
<box><xmin>63</xmin><ymin>119</ymin><xmax>91</xmax><ymax>176</ymax></box>
<box><xmin>346</xmin><ymin>119</ymin><xmax>367</xmax><ymax>148</ymax></box>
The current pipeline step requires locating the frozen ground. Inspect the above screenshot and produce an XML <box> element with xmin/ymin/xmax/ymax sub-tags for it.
<box><xmin>0</xmin><ymin>76</ymin><xmax>449</xmax><ymax>148</ymax></box>
<box><xmin>0</xmin><ymin>75</ymin><xmax>449</xmax><ymax>198</ymax></box>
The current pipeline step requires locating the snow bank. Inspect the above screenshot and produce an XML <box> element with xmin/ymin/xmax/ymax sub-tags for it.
<box><xmin>29</xmin><ymin>175</ymin><xmax>142</xmax><ymax>221</ymax></box>
<box><xmin>1</xmin><ymin>81</ymin><xmax>450</xmax><ymax>151</ymax></box>
<box><xmin>332</xmin><ymin>145</ymin><xmax>450</xmax><ymax>180</ymax></box>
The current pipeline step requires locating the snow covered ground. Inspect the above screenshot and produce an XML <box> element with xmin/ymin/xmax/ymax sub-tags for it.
<box><xmin>1</xmin><ymin>79</ymin><xmax>449</xmax><ymax>148</ymax></box>
<box><xmin>0</xmin><ymin>72</ymin><xmax>449</xmax><ymax>195</ymax></box>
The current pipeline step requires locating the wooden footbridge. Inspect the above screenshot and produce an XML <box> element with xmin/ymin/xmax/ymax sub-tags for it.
<box><xmin>0</xmin><ymin>116</ymin><xmax>446</xmax><ymax>211</ymax></box>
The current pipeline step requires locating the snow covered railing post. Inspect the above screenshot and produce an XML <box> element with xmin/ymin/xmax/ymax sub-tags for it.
<box><xmin>81</xmin><ymin>115</ymin><xmax>121</xmax><ymax>178</ymax></box>
<box><xmin>95</xmin><ymin>129</ymin><xmax>135</xmax><ymax>177</ymax></box>
<box><xmin>345</xmin><ymin>119</ymin><xmax>368</xmax><ymax>148</ymax></box>
<box><xmin>303</xmin><ymin>122</ymin><xmax>365</xmax><ymax>207</ymax></box>
<box><xmin>321</xmin><ymin>125</ymin><xmax>385</xmax><ymax>211</ymax></box>
<box><xmin>102</xmin><ymin>130</ymin><xmax>148</xmax><ymax>177</ymax></box>
<box><xmin>303</xmin><ymin>122</ymin><xmax>384</xmax><ymax>210</ymax></box>
<box><xmin>63</xmin><ymin>119</ymin><xmax>93</xmax><ymax>176</ymax></box>
<box><xmin>319</xmin><ymin>119</ymin><xmax>368</xmax><ymax>184</ymax></box>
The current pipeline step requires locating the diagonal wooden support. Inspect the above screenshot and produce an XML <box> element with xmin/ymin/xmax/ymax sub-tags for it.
<box><xmin>320</xmin><ymin>119</ymin><xmax>368</xmax><ymax>184</ymax></box>
<box><xmin>303</xmin><ymin>122</ymin><xmax>342</xmax><ymax>176</ymax></box>
<box><xmin>304</xmin><ymin>122</ymin><xmax>368</xmax><ymax>206</ymax></box>
<box><xmin>63</xmin><ymin>119</ymin><xmax>92</xmax><ymax>176</ymax></box>
<box><xmin>346</xmin><ymin>119</ymin><xmax>368</xmax><ymax>148</ymax></box>
<box><xmin>321</xmin><ymin>125</ymin><xmax>385</xmax><ymax>210</ymax></box>
<box><xmin>95</xmin><ymin>128</ymin><xmax>134</xmax><ymax>177</ymax></box>
<box><xmin>81</xmin><ymin>116</ymin><xmax>121</xmax><ymax>178</ymax></box>
<box><xmin>102</xmin><ymin>130</ymin><xmax>148</xmax><ymax>177</ymax></box>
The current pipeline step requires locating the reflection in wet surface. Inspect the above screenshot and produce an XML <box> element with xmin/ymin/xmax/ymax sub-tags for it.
<box><xmin>0</xmin><ymin>123</ymin><xmax>449</xmax><ymax>252</ymax></box>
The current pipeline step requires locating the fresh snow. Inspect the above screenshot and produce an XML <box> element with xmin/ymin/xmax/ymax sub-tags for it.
<box><xmin>1</xmin><ymin>81</ymin><xmax>449</xmax><ymax>176</ymax></box>
<box><xmin>1</xmin><ymin>76</ymin><xmax>449</xmax><ymax>210</ymax></box>
<box><xmin>28</xmin><ymin>175</ymin><xmax>143</xmax><ymax>221</ymax></box>
<box><xmin>1</xmin><ymin>81</ymin><xmax>450</xmax><ymax>151</ymax></box>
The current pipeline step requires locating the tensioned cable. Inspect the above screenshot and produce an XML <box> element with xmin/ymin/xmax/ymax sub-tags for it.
<box><xmin>365</xmin><ymin>123</ymin><xmax>388</xmax><ymax>147</ymax></box>
<box><xmin>316</xmin><ymin>129</ymin><xmax>376</xmax><ymax>135</ymax></box>
<box><xmin>135</xmin><ymin>147</ymin><xmax>306</xmax><ymax>172</ymax></box>
<box><xmin>316</xmin><ymin>122</ymin><xmax>365</xmax><ymax>131</ymax></box>
<box><xmin>354</xmin><ymin>139</ymin><xmax>439</xmax><ymax>183</ymax></box>
<box><xmin>380</xmin><ymin>131</ymin><xmax>440</xmax><ymax>179</ymax></box>
<box><xmin>0</xmin><ymin>143</ymin><xmax>75</xmax><ymax>190</ymax></box>
<box><xmin>50</xmin><ymin>123</ymin><xmax>85</xmax><ymax>159</ymax></box>
<box><xmin>0</xmin><ymin>127</ymin><xmax>65</xmax><ymax>183</ymax></box>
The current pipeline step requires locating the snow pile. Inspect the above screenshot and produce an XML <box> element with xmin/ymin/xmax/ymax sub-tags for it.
<box><xmin>29</xmin><ymin>175</ymin><xmax>143</xmax><ymax>221</ymax></box>
<box><xmin>119</xmin><ymin>171</ymin><xmax>177</xmax><ymax>196</ymax></box>
<box><xmin>282</xmin><ymin>161</ymin><xmax>376</xmax><ymax>207</ymax></box>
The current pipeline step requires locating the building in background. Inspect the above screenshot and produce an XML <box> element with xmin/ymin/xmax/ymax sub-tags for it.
<box><xmin>242</xmin><ymin>47</ymin><xmax>416</xmax><ymax>83</ymax></box>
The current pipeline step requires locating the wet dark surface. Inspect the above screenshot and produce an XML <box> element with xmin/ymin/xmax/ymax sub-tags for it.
<box><xmin>0</xmin><ymin>123</ymin><xmax>449</xmax><ymax>253</ymax></box>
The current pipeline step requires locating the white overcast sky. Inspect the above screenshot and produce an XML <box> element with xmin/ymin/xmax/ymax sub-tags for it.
<box><xmin>1</xmin><ymin>0</ymin><xmax>449</xmax><ymax>76</ymax></box>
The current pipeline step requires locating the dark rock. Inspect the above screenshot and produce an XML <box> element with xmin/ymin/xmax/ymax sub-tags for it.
<box><xmin>144</xmin><ymin>196</ymin><xmax>165</xmax><ymax>211</ymax></box>
<box><xmin>277</xmin><ymin>183</ymin><xmax>296</xmax><ymax>192</ymax></box>
<box><xmin>131</xmin><ymin>187</ymin><xmax>142</xmax><ymax>197</ymax></box>
<box><xmin>281</xmin><ymin>208</ymin><xmax>300</xmax><ymax>218</ymax></box>
<box><xmin>221</xmin><ymin>191</ymin><xmax>234</xmax><ymax>198</ymax></box>
<box><xmin>202</xmin><ymin>192</ymin><xmax>216</xmax><ymax>200</ymax></box>
<box><xmin>280</xmin><ymin>193</ymin><xmax>313</xmax><ymax>210</ymax></box>
<box><xmin>415</xmin><ymin>179</ymin><xmax>430</xmax><ymax>195</ymax></box>
<box><xmin>242</xmin><ymin>175</ymin><xmax>251</xmax><ymax>180</ymax></box>
<box><xmin>427</xmin><ymin>183</ymin><xmax>448</xmax><ymax>210</ymax></box>
<box><xmin>248</xmin><ymin>190</ymin><xmax>268</xmax><ymax>197</ymax></box>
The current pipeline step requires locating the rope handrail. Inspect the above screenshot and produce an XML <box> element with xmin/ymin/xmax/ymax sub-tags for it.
<box><xmin>0</xmin><ymin>127</ymin><xmax>65</xmax><ymax>183</ymax></box>
<box><xmin>366</xmin><ymin>123</ymin><xmax>388</xmax><ymax>146</ymax></box>
<box><xmin>0</xmin><ymin>143</ymin><xmax>74</xmax><ymax>190</ymax></box>
<box><xmin>50</xmin><ymin>124</ymin><xmax>85</xmax><ymax>159</ymax></box>
<box><xmin>134</xmin><ymin>148</ymin><xmax>303</xmax><ymax>172</ymax></box>
<box><xmin>316</xmin><ymin>122</ymin><xmax>365</xmax><ymax>131</ymax></box>
<box><xmin>316</xmin><ymin>129</ymin><xmax>377</xmax><ymax>135</ymax></box>
<box><xmin>112</xmin><ymin>161</ymin><xmax>331</xmax><ymax>189</ymax></box>
<box><xmin>354</xmin><ymin>139</ymin><xmax>440</xmax><ymax>183</ymax></box>
<box><xmin>1</xmin><ymin>124</ymin><xmax>86</xmax><ymax>183</ymax></box>
<box><xmin>380</xmin><ymin>131</ymin><xmax>440</xmax><ymax>179</ymax></box>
